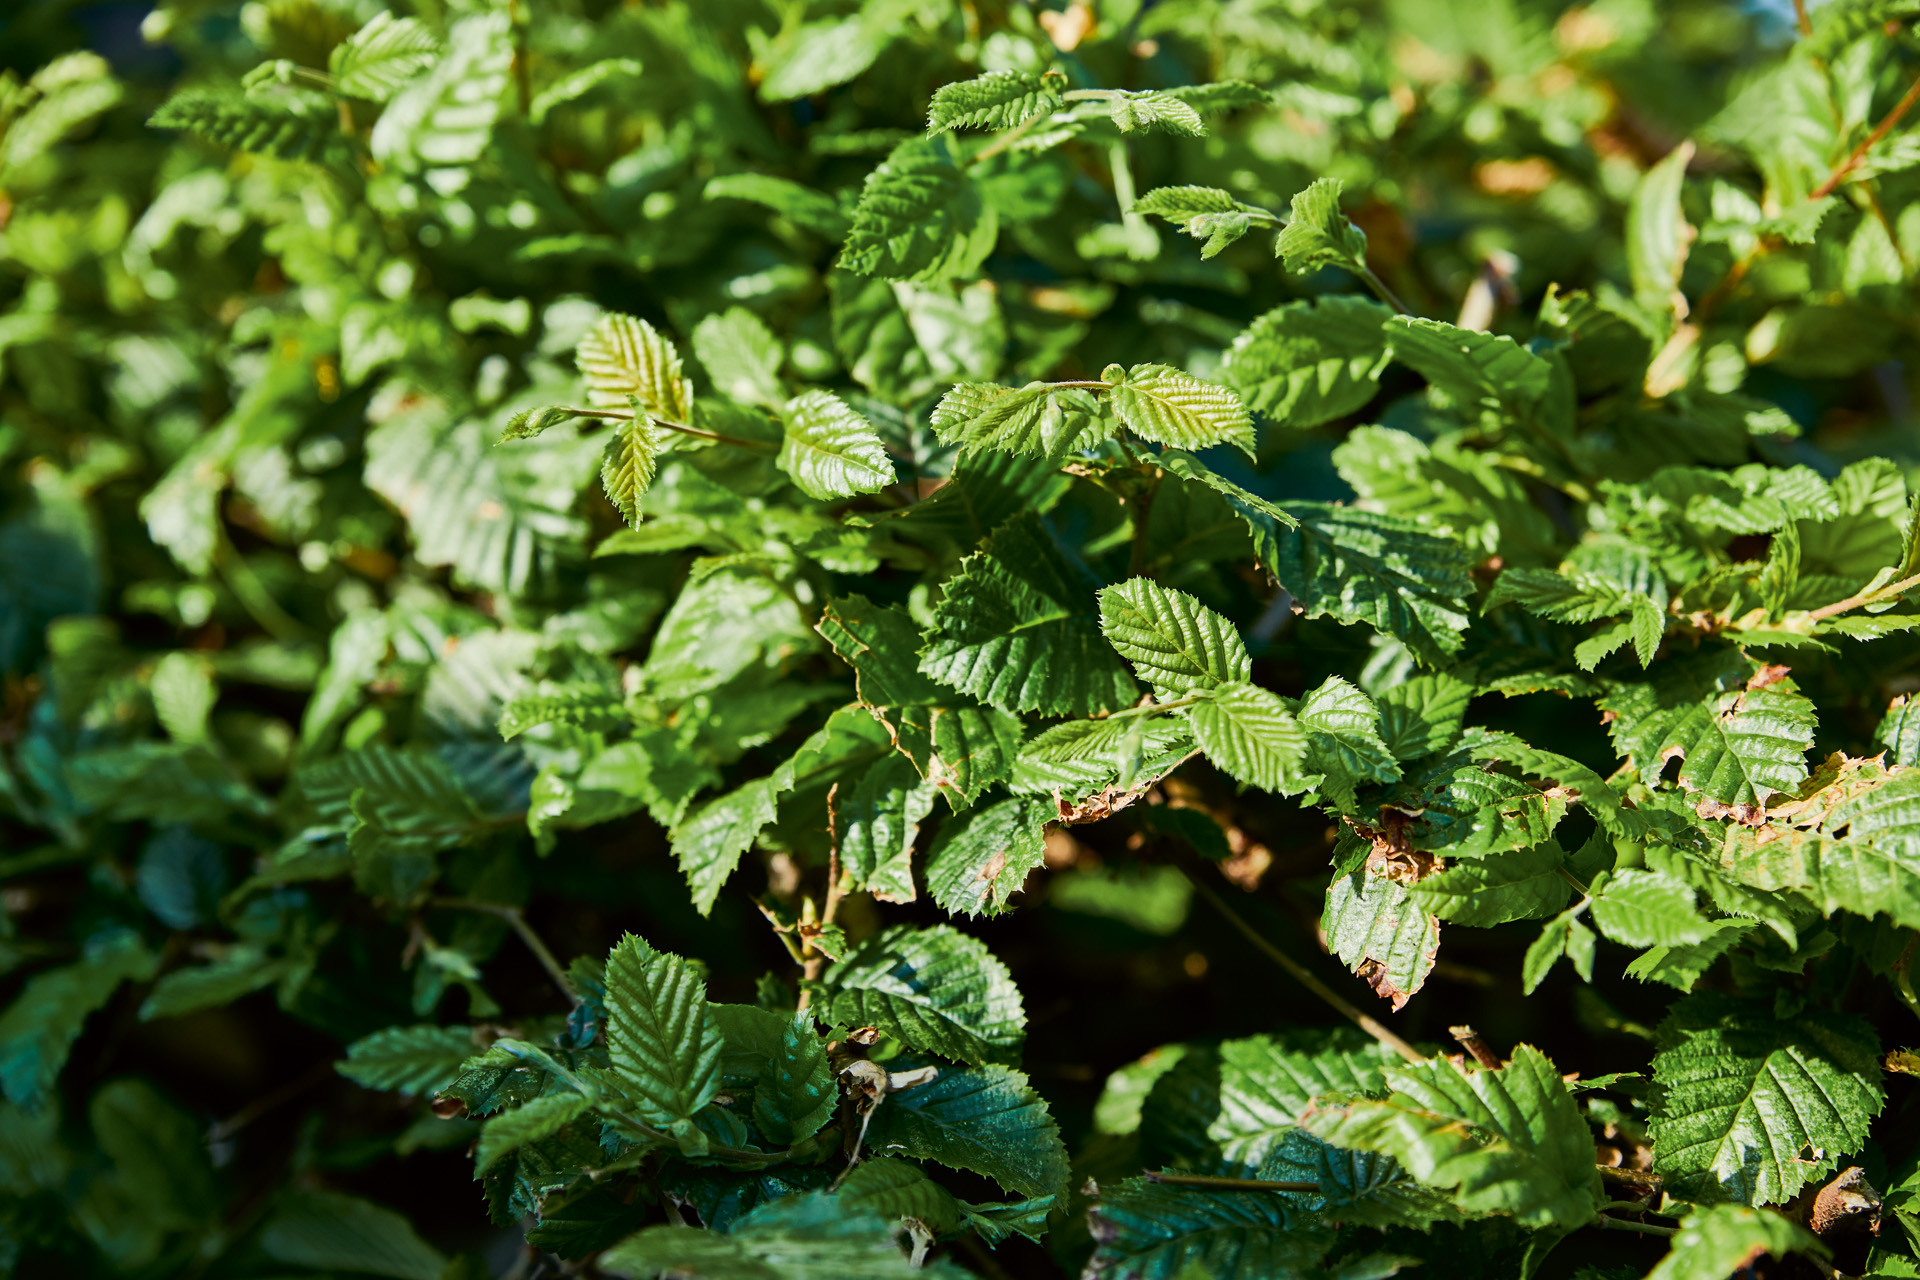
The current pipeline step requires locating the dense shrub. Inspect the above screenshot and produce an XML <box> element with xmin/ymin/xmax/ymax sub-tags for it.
<box><xmin>8</xmin><ymin>0</ymin><xmax>1920</xmax><ymax>1276</ymax></box>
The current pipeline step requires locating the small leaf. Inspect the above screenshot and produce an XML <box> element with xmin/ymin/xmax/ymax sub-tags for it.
<box><xmin>575</xmin><ymin>312</ymin><xmax>694</xmax><ymax>418</ymax></box>
<box><xmin>777</xmin><ymin>390</ymin><xmax>896</xmax><ymax>500</ymax></box>
<box><xmin>1102</xmin><ymin>364</ymin><xmax>1255</xmax><ymax>455</ymax></box>
<box><xmin>601</xmin><ymin>409</ymin><xmax>663</xmax><ymax>529</ymax></box>
<box><xmin>927</xmin><ymin>69</ymin><xmax>1062</xmax><ymax>132</ymax></box>
<box><xmin>1106</xmin><ymin>90</ymin><xmax>1206</xmax><ymax>136</ymax></box>
<box><xmin>1189</xmin><ymin>683</ymin><xmax>1310</xmax><ymax>793</ymax></box>
<box><xmin>1275</xmin><ymin>177</ymin><xmax>1369</xmax><ymax>276</ymax></box>
<box><xmin>475</xmin><ymin>1092</ymin><xmax>592</xmax><ymax>1173</ymax></box>
<box><xmin>1098</xmin><ymin>578</ymin><xmax>1251</xmax><ymax>698</ymax></box>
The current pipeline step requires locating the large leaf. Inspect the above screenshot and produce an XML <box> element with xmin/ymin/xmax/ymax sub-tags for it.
<box><xmin>777</xmin><ymin>390</ymin><xmax>895</xmax><ymax>500</ymax></box>
<box><xmin>1273</xmin><ymin>504</ymin><xmax>1476</xmax><ymax>666</ymax></box>
<box><xmin>601</xmin><ymin>933</ymin><xmax>725</xmax><ymax>1140</ymax></box>
<box><xmin>1221</xmin><ymin>295</ymin><xmax>1395</xmax><ymax>427</ymax></box>
<box><xmin>865</xmin><ymin>1062</ymin><xmax>1069</xmax><ymax>1199</ymax></box>
<box><xmin>918</xmin><ymin>512</ymin><xmax>1137</xmax><ymax>717</ymax></box>
<box><xmin>837</xmin><ymin>135</ymin><xmax>997</xmax><ymax>283</ymax></box>
<box><xmin>1301</xmin><ymin>1045</ymin><xmax>1601</xmax><ymax>1231</ymax></box>
<box><xmin>1323</xmin><ymin>870</ymin><xmax>1441</xmax><ymax>1011</ymax></box>
<box><xmin>1408</xmin><ymin>843</ymin><xmax>1572</xmax><ymax>926</ymax></box>
<box><xmin>1085</xmin><ymin>1178</ymin><xmax>1331</xmax><ymax>1280</ymax></box>
<box><xmin>1098</xmin><ymin>577</ymin><xmax>1250</xmax><ymax>698</ymax></box>
<box><xmin>1647</xmin><ymin>993</ymin><xmax>1883</xmax><ymax>1206</ymax></box>
<box><xmin>1101</xmin><ymin>363</ymin><xmax>1255</xmax><ymax>455</ymax></box>
<box><xmin>805</xmin><ymin>925</ymin><xmax>1025</xmax><ymax>1066</ymax></box>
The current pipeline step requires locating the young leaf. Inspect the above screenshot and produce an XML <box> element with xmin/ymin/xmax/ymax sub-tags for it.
<box><xmin>575</xmin><ymin>313</ymin><xmax>695</xmax><ymax>418</ymax></box>
<box><xmin>838</xmin><ymin>135</ymin><xmax>997</xmax><ymax>283</ymax></box>
<box><xmin>601</xmin><ymin>933</ymin><xmax>725</xmax><ymax>1139</ymax></box>
<box><xmin>337</xmin><ymin>1025</ymin><xmax>475</xmax><ymax>1097</ymax></box>
<box><xmin>1189</xmin><ymin>682</ymin><xmax>1311</xmax><ymax>793</ymax></box>
<box><xmin>1098</xmin><ymin>578</ymin><xmax>1250</xmax><ymax>698</ymax></box>
<box><xmin>328</xmin><ymin>13</ymin><xmax>439</xmax><ymax>102</ymax></box>
<box><xmin>927</xmin><ymin>69</ymin><xmax>1062</xmax><ymax>132</ymax></box>
<box><xmin>930</xmin><ymin>382</ymin><xmax>1103</xmax><ymax>459</ymax></box>
<box><xmin>1275</xmin><ymin>177</ymin><xmax>1369</xmax><ymax>276</ymax></box>
<box><xmin>1648</xmin><ymin>994</ymin><xmax>1883</xmax><ymax>1205</ymax></box>
<box><xmin>1521</xmin><ymin>905</ymin><xmax>1597</xmax><ymax>995</ymax></box>
<box><xmin>919</xmin><ymin>512</ymin><xmax>1138</xmax><ymax>718</ymax></box>
<box><xmin>805</xmin><ymin>924</ymin><xmax>1025</xmax><ymax>1067</ymax></box>
<box><xmin>1105</xmin><ymin>90</ymin><xmax>1207</xmax><ymax>136</ymax></box>
<box><xmin>601</xmin><ymin>410</ymin><xmax>663</xmax><ymax>529</ymax></box>
<box><xmin>777</xmin><ymin>390</ymin><xmax>896</xmax><ymax>501</ymax></box>
<box><xmin>1627</xmin><ymin>143</ymin><xmax>1696</xmax><ymax>318</ymax></box>
<box><xmin>1131</xmin><ymin>185</ymin><xmax>1262</xmax><ymax>258</ymax></box>
<box><xmin>367</xmin><ymin>12</ymin><xmax>512</xmax><ymax>172</ymax></box>
<box><xmin>1300</xmin><ymin>1045</ymin><xmax>1602</xmax><ymax>1231</ymax></box>
<box><xmin>1100</xmin><ymin>363</ymin><xmax>1256</xmax><ymax>455</ymax></box>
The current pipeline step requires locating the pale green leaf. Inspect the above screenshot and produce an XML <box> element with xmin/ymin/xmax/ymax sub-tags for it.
<box><xmin>1628</xmin><ymin>143</ymin><xmax>1696</xmax><ymax>317</ymax></box>
<box><xmin>1189</xmin><ymin>682</ymin><xmax>1311</xmax><ymax>793</ymax></box>
<box><xmin>778</xmin><ymin>390</ymin><xmax>896</xmax><ymax>500</ymax></box>
<box><xmin>1409</xmin><ymin>843</ymin><xmax>1572</xmax><ymax>926</ymax></box>
<box><xmin>328</xmin><ymin>13</ymin><xmax>439</xmax><ymax>102</ymax></box>
<box><xmin>838</xmin><ymin>135</ymin><xmax>997</xmax><ymax>283</ymax></box>
<box><xmin>927</xmin><ymin>69</ymin><xmax>1062</xmax><ymax>132</ymax></box>
<box><xmin>1276</xmin><ymin>177</ymin><xmax>1369</xmax><ymax>276</ymax></box>
<box><xmin>1387</xmin><ymin>316</ymin><xmax>1553</xmax><ymax>410</ymax></box>
<box><xmin>1589</xmin><ymin>868</ymin><xmax>1715</xmax><ymax>947</ymax></box>
<box><xmin>1221</xmin><ymin>296</ymin><xmax>1395</xmax><ymax>427</ymax></box>
<box><xmin>1098</xmin><ymin>577</ymin><xmax>1250</xmax><ymax>698</ymax></box>
<box><xmin>575</xmin><ymin>313</ymin><xmax>694</xmax><ymax>418</ymax></box>
<box><xmin>693</xmin><ymin>307</ymin><xmax>784</xmax><ymax>408</ymax></box>
<box><xmin>1101</xmin><ymin>363</ymin><xmax>1255</xmax><ymax>455</ymax></box>
<box><xmin>601</xmin><ymin>410</ymin><xmax>663</xmax><ymax>530</ymax></box>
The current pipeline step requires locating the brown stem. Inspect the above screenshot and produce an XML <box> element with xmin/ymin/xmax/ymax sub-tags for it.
<box><xmin>1450</xmin><ymin>1025</ymin><xmax>1502</xmax><ymax>1069</ymax></box>
<box><xmin>1143</xmin><ymin>1171</ymin><xmax>1321</xmax><ymax>1193</ymax></box>
<box><xmin>1184</xmin><ymin>871</ymin><xmax>1423</xmax><ymax>1064</ymax></box>
<box><xmin>431</xmin><ymin>898</ymin><xmax>578</xmax><ymax>1007</ymax></box>
<box><xmin>1127</xmin><ymin>465</ymin><xmax>1163</xmax><ymax>578</ymax></box>
<box><xmin>1793</xmin><ymin>0</ymin><xmax>1813</xmax><ymax>38</ymax></box>
<box><xmin>1811</xmin><ymin>72</ymin><xmax>1920</xmax><ymax>199</ymax></box>
<box><xmin>1599</xmin><ymin>1166</ymin><xmax>1663</xmax><ymax>1192</ymax></box>
<box><xmin>1806</xmin><ymin>570</ymin><xmax>1920</xmax><ymax>623</ymax></box>
<box><xmin>209</xmin><ymin>1058</ymin><xmax>342</xmax><ymax>1143</ymax></box>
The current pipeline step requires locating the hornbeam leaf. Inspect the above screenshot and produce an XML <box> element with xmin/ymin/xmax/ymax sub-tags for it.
<box><xmin>1643</xmin><ymin>1204</ymin><xmax>1826</xmax><ymax>1280</ymax></box>
<box><xmin>1628</xmin><ymin>143</ymin><xmax>1696</xmax><ymax>318</ymax></box>
<box><xmin>1408</xmin><ymin>843</ymin><xmax>1572</xmax><ymax>926</ymax></box>
<box><xmin>600</xmin><ymin>409</ymin><xmax>662</xmax><ymax>530</ymax></box>
<box><xmin>837</xmin><ymin>753</ymin><xmax>938</xmax><ymax>903</ymax></box>
<box><xmin>1102</xmin><ymin>364</ymin><xmax>1255</xmax><ymax>455</ymax></box>
<box><xmin>918</xmin><ymin>512</ymin><xmax>1138</xmax><ymax>717</ymax></box>
<box><xmin>835</xmin><ymin>1159</ymin><xmax>965</xmax><ymax>1235</ymax></box>
<box><xmin>368</xmin><ymin>12</ymin><xmax>512</xmax><ymax>172</ymax></box>
<box><xmin>777</xmin><ymin>390</ymin><xmax>895</xmax><ymax>500</ymax></box>
<box><xmin>602</xmin><ymin>1193</ymin><xmax>970</xmax><ymax>1280</ymax></box>
<box><xmin>805</xmin><ymin>925</ymin><xmax>1025</xmax><ymax>1066</ymax></box>
<box><xmin>751</xmin><ymin>1018</ymin><xmax>836</xmax><ymax>1148</ymax></box>
<box><xmin>1323</xmin><ymin>870</ymin><xmax>1440</xmax><ymax>1010</ymax></box>
<box><xmin>1295</xmin><ymin>675</ymin><xmax>1400</xmax><ymax>810</ymax></box>
<box><xmin>601</xmin><ymin>932</ymin><xmax>725</xmax><ymax>1139</ymax></box>
<box><xmin>475</xmin><ymin>1092</ymin><xmax>592</xmax><ymax>1173</ymax></box>
<box><xmin>1521</xmin><ymin>904</ymin><xmax>1597</xmax><ymax>995</ymax></box>
<box><xmin>1098</xmin><ymin>578</ymin><xmax>1251</xmax><ymax>698</ymax></box>
<box><xmin>1221</xmin><ymin>296</ymin><xmax>1395</xmax><ymax>427</ymax></box>
<box><xmin>1275</xmin><ymin>177</ymin><xmax>1369</xmax><ymax>276</ymax></box>
<box><xmin>929</xmin><ymin>381</ymin><xmax>1104</xmax><ymax>459</ymax></box>
<box><xmin>328</xmin><ymin>13</ymin><xmax>440</xmax><ymax>102</ymax></box>
<box><xmin>693</xmin><ymin>307</ymin><xmax>784</xmax><ymax>408</ymax></box>
<box><xmin>866</xmin><ymin>1062</ymin><xmax>1070</xmax><ymax>1199</ymax></box>
<box><xmin>1387</xmin><ymin>316</ymin><xmax>1553</xmax><ymax>410</ymax></box>
<box><xmin>1085</xmin><ymin>1178</ymin><xmax>1332</xmax><ymax>1280</ymax></box>
<box><xmin>924</xmin><ymin>795</ymin><xmax>1050</xmax><ymax>917</ymax></box>
<box><xmin>1189</xmin><ymin>682</ymin><xmax>1311</xmax><ymax>793</ymax></box>
<box><xmin>1624</xmin><ymin>919</ymin><xmax>1755</xmax><ymax>992</ymax></box>
<box><xmin>1300</xmin><ymin>1044</ymin><xmax>1602</xmax><ymax>1231</ymax></box>
<box><xmin>337</xmin><ymin>1025</ymin><xmax>475</xmax><ymax>1096</ymax></box>
<box><xmin>927</xmin><ymin>69</ymin><xmax>1062</xmax><ymax>132</ymax></box>
<box><xmin>1131</xmin><ymin>185</ymin><xmax>1261</xmax><ymax>257</ymax></box>
<box><xmin>838</xmin><ymin>135</ymin><xmax>997</xmax><ymax>283</ymax></box>
<box><xmin>1589</xmin><ymin>868</ymin><xmax>1715</xmax><ymax>947</ymax></box>
<box><xmin>1599</xmin><ymin>648</ymin><xmax>1815</xmax><ymax>821</ymax></box>
<box><xmin>1648</xmin><ymin>993</ymin><xmax>1883</xmax><ymax>1205</ymax></box>
<box><xmin>1274</xmin><ymin>504</ymin><xmax>1476</xmax><ymax>666</ymax></box>
<box><xmin>575</xmin><ymin>313</ymin><xmax>694</xmax><ymax>417</ymax></box>
<box><xmin>1105</xmin><ymin>91</ymin><xmax>1206</xmax><ymax>136</ymax></box>
<box><xmin>150</xmin><ymin>91</ymin><xmax>349</xmax><ymax>165</ymax></box>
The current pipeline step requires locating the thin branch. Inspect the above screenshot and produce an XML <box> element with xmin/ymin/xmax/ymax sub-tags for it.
<box><xmin>1127</xmin><ymin>465</ymin><xmax>1164</xmax><ymax>579</ymax></box>
<box><xmin>1183</xmin><ymin>871</ymin><xmax>1423</xmax><ymax>1064</ymax></box>
<box><xmin>1811</xmin><ymin>72</ymin><xmax>1920</xmax><ymax>200</ymax></box>
<box><xmin>1358</xmin><ymin>264</ymin><xmax>1413</xmax><ymax>316</ymax></box>
<box><xmin>1806</xmin><ymin>570</ymin><xmax>1920</xmax><ymax>623</ymax></box>
<box><xmin>431</xmin><ymin>898</ymin><xmax>579</xmax><ymax>1007</ymax></box>
<box><xmin>534</xmin><ymin>405</ymin><xmax>776</xmax><ymax>451</ymax></box>
<box><xmin>1450</xmin><ymin>1025</ymin><xmax>1502</xmax><ymax>1069</ymax></box>
<box><xmin>1792</xmin><ymin>0</ymin><xmax>1813</xmax><ymax>39</ymax></box>
<box><xmin>209</xmin><ymin>1058</ymin><xmax>341</xmax><ymax>1144</ymax></box>
<box><xmin>1591</xmin><ymin>1212</ymin><xmax>1679</xmax><ymax>1238</ymax></box>
<box><xmin>1144</xmin><ymin>1171</ymin><xmax>1321</xmax><ymax>1193</ymax></box>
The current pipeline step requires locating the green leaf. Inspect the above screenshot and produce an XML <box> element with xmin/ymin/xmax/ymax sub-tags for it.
<box><xmin>1589</xmin><ymin>868</ymin><xmax>1715</xmax><ymax>947</ymax></box>
<box><xmin>260</xmin><ymin>1191</ymin><xmax>449</xmax><ymax>1280</ymax></box>
<box><xmin>1599</xmin><ymin>649</ymin><xmax>1816</xmax><ymax>822</ymax></box>
<box><xmin>1375</xmin><ymin>672</ymin><xmax>1473</xmax><ymax>760</ymax></box>
<box><xmin>1275</xmin><ymin>504</ymin><xmax>1476</xmax><ymax>666</ymax></box>
<box><xmin>1323</xmin><ymin>870</ymin><xmax>1441</xmax><ymax>1010</ymax></box>
<box><xmin>1521</xmin><ymin>905</ymin><xmax>1597</xmax><ymax>995</ymax></box>
<box><xmin>1409</xmin><ymin>843</ymin><xmax>1572</xmax><ymax>926</ymax></box>
<box><xmin>328</xmin><ymin>12</ymin><xmax>439</xmax><ymax>102</ymax></box>
<box><xmin>149</xmin><ymin>90</ymin><xmax>348</xmax><ymax>164</ymax></box>
<box><xmin>1627</xmin><ymin>143</ymin><xmax>1695</xmax><ymax>316</ymax></box>
<box><xmin>924</xmin><ymin>795</ymin><xmax>1050</xmax><ymax>917</ymax></box>
<box><xmin>368</xmin><ymin>12</ymin><xmax>512</xmax><ymax>172</ymax></box>
<box><xmin>1101</xmin><ymin>363</ymin><xmax>1256</xmax><ymax>455</ymax></box>
<box><xmin>0</xmin><ymin>933</ymin><xmax>157</xmax><ymax>1109</ymax></box>
<box><xmin>705</xmin><ymin>173</ymin><xmax>849</xmax><ymax>240</ymax></box>
<box><xmin>1642</xmin><ymin>1204</ymin><xmax>1825</xmax><ymax>1280</ymax></box>
<box><xmin>602</xmin><ymin>410</ymin><xmax>664</xmax><ymax>530</ymax></box>
<box><xmin>1648</xmin><ymin>994</ymin><xmax>1884</xmax><ymax>1205</ymax></box>
<box><xmin>602</xmin><ymin>933</ymin><xmax>725</xmax><ymax>1140</ymax></box>
<box><xmin>805</xmin><ymin>924</ymin><xmax>1025</xmax><ymax>1067</ymax></box>
<box><xmin>867</xmin><ymin>1062</ymin><xmax>1069</xmax><ymax>1199</ymax></box>
<box><xmin>1131</xmin><ymin>185</ymin><xmax>1263</xmax><ymax>258</ymax></box>
<box><xmin>838</xmin><ymin>135</ymin><xmax>998</xmax><ymax>283</ymax></box>
<box><xmin>1190</xmin><ymin>682</ymin><xmax>1311</xmax><ymax>793</ymax></box>
<box><xmin>1387</xmin><ymin>316</ymin><xmax>1553</xmax><ymax>410</ymax></box>
<box><xmin>693</xmin><ymin>307</ymin><xmax>784</xmax><ymax>408</ymax></box>
<box><xmin>576</xmin><ymin>312</ymin><xmax>695</xmax><ymax>418</ymax></box>
<box><xmin>1296</xmin><ymin>675</ymin><xmax>1401</xmax><ymax>809</ymax></box>
<box><xmin>1085</xmin><ymin>1178</ymin><xmax>1331</xmax><ymax>1280</ymax></box>
<box><xmin>929</xmin><ymin>381</ymin><xmax>1103</xmax><ymax>460</ymax></box>
<box><xmin>669</xmin><ymin>775</ymin><xmax>782</xmax><ymax>916</ymax></box>
<box><xmin>1623</xmin><ymin>919</ymin><xmax>1755</xmax><ymax>992</ymax></box>
<box><xmin>778</xmin><ymin>390</ymin><xmax>896</xmax><ymax>500</ymax></box>
<box><xmin>1221</xmin><ymin>296</ymin><xmax>1395</xmax><ymax>427</ymax></box>
<box><xmin>1009</xmin><ymin>714</ymin><xmax>1195</xmax><ymax>799</ymax></box>
<box><xmin>927</xmin><ymin>69</ymin><xmax>1062</xmax><ymax>132</ymax></box>
<box><xmin>528</xmin><ymin>57</ymin><xmax>644</xmax><ymax>124</ymax></box>
<box><xmin>1300</xmin><ymin>1044</ymin><xmax>1602</xmax><ymax>1231</ymax></box>
<box><xmin>602</xmin><ymin>1192</ymin><xmax>970</xmax><ymax>1280</ymax></box>
<box><xmin>1106</xmin><ymin>90</ymin><xmax>1207</xmax><ymax>136</ymax></box>
<box><xmin>1098</xmin><ymin>578</ymin><xmax>1251</xmax><ymax>698</ymax></box>
<box><xmin>476</xmin><ymin>1092</ymin><xmax>593</xmax><ymax>1173</ymax></box>
<box><xmin>752</xmin><ymin>1018</ymin><xmax>836</xmax><ymax>1148</ymax></box>
<box><xmin>337</xmin><ymin>1025</ymin><xmax>475</xmax><ymax>1096</ymax></box>
<box><xmin>838</xmin><ymin>753</ymin><xmax>939</xmax><ymax>902</ymax></box>
<box><xmin>835</xmin><ymin>1158</ymin><xmax>965</xmax><ymax>1234</ymax></box>
<box><xmin>1881</xmin><ymin>695</ymin><xmax>1920</xmax><ymax>767</ymax></box>
<box><xmin>1275</xmin><ymin>177</ymin><xmax>1369</xmax><ymax>276</ymax></box>
<box><xmin>919</xmin><ymin>512</ymin><xmax>1138</xmax><ymax>717</ymax></box>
